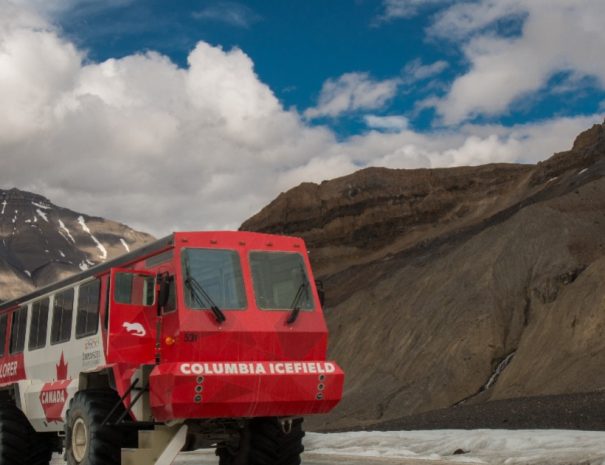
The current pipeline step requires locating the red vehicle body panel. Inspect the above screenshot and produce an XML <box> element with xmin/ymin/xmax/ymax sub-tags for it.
<box><xmin>0</xmin><ymin>231</ymin><xmax>344</xmax><ymax>424</ymax></box>
<box><xmin>114</xmin><ymin>231</ymin><xmax>344</xmax><ymax>420</ymax></box>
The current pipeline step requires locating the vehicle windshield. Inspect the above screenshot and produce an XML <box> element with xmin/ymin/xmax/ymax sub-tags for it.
<box><xmin>250</xmin><ymin>252</ymin><xmax>314</xmax><ymax>311</ymax></box>
<box><xmin>182</xmin><ymin>248</ymin><xmax>247</xmax><ymax>310</ymax></box>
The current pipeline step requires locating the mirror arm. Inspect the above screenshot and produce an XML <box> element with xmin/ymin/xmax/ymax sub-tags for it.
<box><xmin>315</xmin><ymin>279</ymin><xmax>325</xmax><ymax>308</ymax></box>
<box><xmin>157</xmin><ymin>272</ymin><xmax>171</xmax><ymax>312</ymax></box>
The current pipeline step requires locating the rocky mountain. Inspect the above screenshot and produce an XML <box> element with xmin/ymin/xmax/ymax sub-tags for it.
<box><xmin>0</xmin><ymin>188</ymin><xmax>154</xmax><ymax>302</ymax></box>
<box><xmin>242</xmin><ymin>121</ymin><xmax>605</xmax><ymax>430</ymax></box>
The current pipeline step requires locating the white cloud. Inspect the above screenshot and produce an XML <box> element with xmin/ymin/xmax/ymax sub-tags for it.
<box><xmin>378</xmin><ymin>0</ymin><xmax>452</xmax><ymax>21</ymax></box>
<box><xmin>427</xmin><ymin>0</ymin><xmax>605</xmax><ymax>124</ymax></box>
<box><xmin>10</xmin><ymin>0</ymin><xmax>133</xmax><ymax>18</ymax></box>
<box><xmin>402</xmin><ymin>59</ymin><xmax>449</xmax><ymax>83</ymax></box>
<box><xmin>193</xmin><ymin>2</ymin><xmax>261</xmax><ymax>28</ymax></box>
<box><xmin>276</xmin><ymin>155</ymin><xmax>359</xmax><ymax>193</ymax></box>
<box><xmin>0</xmin><ymin>8</ymin><xmax>81</xmax><ymax>142</ymax></box>
<box><xmin>364</xmin><ymin>115</ymin><xmax>409</xmax><ymax>131</ymax></box>
<box><xmin>0</xmin><ymin>1</ymin><xmax>602</xmax><ymax>237</ymax></box>
<box><xmin>274</xmin><ymin>114</ymin><xmax>601</xmax><ymax>187</ymax></box>
<box><xmin>429</xmin><ymin>0</ymin><xmax>526</xmax><ymax>40</ymax></box>
<box><xmin>0</xmin><ymin>3</ymin><xmax>335</xmax><ymax>234</ymax></box>
<box><xmin>304</xmin><ymin>73</ymin><xmax>400</xmax><ymax>119</ymax></box>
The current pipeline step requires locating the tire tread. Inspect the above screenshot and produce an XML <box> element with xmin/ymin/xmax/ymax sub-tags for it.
<box><xmin>65</xmin><ymin>390</ymin><xmax>123</xmax><ymax>465</ymax></box>
<box><xmin>218</xmin><ymin>417</ymin><xmax>305</xmax><ymax>465</ymax></box>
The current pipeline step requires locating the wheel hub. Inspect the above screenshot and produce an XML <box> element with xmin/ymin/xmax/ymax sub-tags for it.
<box><xmin>72</xmin><ymin>417</ymin><xmax>88</xmax><ymax>462</ymax></box>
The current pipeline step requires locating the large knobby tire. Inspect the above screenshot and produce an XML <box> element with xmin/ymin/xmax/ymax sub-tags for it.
<box><xmin>0</xmin><ymin>402</ymin><xmax>30</xmax><ymax>465</ymax></box>
<box><xmin>218</xmin><ymin>418</ymin><xmax>305</xmax><ymax>465</ymax></box>
<box><xmin>28</xmin><ymin>433</ymin><xmax>55</xmax><ymax>465</ymax></box>
<box><xmin>64</xmin><ymin>390</ymin><xmax>124</xmax><ymax>465</ymax></box>
<box><xmin>0</xmin><ymin>401</ymin><xmax>55</xmax><ymax>465</ymax></box>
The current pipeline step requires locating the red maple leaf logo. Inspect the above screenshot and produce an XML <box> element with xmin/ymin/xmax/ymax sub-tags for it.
<box><xmin>56</xmin><ymin>352</ymin><xmax>68</xmax><ymax>380</ymax></box>
<box><xmin>40</xmin><ymin>352</ymin><xmax>71</xmax><ymax>423</ymax></box>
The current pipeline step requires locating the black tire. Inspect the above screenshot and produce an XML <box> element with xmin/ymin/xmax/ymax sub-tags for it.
<box><xmin>64</xmin><ymin>390</ymin><xmax>124</xmax><ymax>465</ymax></box>
<box><xmin>274</xmin><ymin>418</ymin><xmax>304</xmax><ymax>465</ymax></box>
<box><xmin>0</xmin><ymin>402</ymin><xmax>58</xmax><ymax>465</ymax></box>
<box><xmin>28</xmin><ymin>433</ymin><xmax>55</xmax><ymax>465</ymax></box>
<box><xmin>0</xmin><ymin>402</ymin><xmax>30</xmax><ymax>465</ymax></box>
<box><xmin>217</xmin><ymin>418</ymin><xmax>305</xmax><ymax>465</ymax></box>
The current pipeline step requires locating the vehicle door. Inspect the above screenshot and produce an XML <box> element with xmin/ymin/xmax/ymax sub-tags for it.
<box><xmin>107</xmin><ymin>269</ymin><xmax>157</xmax><ymax>364</ymax></box>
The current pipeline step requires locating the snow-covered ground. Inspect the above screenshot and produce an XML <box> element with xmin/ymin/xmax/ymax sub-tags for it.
<box><xmin>50</xmin><ymin>429</ymin><xmax>605</xmax><ymax>465</ymax></box>
<box><xmin>304</xmin><ymin>429</ymin><xmax>605</xmax><ymax>465</ymax></box>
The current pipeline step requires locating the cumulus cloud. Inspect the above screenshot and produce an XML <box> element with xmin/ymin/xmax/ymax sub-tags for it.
<box><xmin>304</xmin><ymin>73</ymin><xmax>400</xmax><ymax>119</ymax></box>
<box><xmin>274</xmin><ymin>114</ymin><xmax>601</xmax><ymax>187</ymax></box>
<box><xmin>0</xmin><ymin>6</ymin><xmax>82</xmax><ymax>143</ymax></box>
<box><xmin>427</xmin><ymin>0</ymin><xmax>605</xmax><ymax>123</ymax></box>
<box><xmin>0</xmin><ymin>1</ymin><xmax>602</xmax><ymax>237</ymax></box>
<box><xmin>0</xmin><ymin>3</ymin><xmax>334</xmax><ymax>234</ymax></box>
<box><xmin>341</xmin><ymin>115</ymin><xmax>598</xmax><ymax>169</ymax></box>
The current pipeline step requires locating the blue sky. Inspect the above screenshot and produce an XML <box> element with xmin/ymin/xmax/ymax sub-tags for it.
<box><xmin>53</xmin><ymin>0</ymin><xmax>604</xmax><ymax>136</ymax></box>
<box><xmin>1</xmin><ymin>0</ymin><xmax>604</xmax><ymax>234</ymax></box>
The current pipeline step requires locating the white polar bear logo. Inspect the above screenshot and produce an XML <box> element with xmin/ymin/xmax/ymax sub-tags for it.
<box><xmin>122</xmin><ymin>322</ymin><xmax>146</xmax><ymax>337</ymax></box>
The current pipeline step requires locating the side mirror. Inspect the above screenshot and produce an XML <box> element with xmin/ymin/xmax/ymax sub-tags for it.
<box><xmin>157</xmin><ymin>273</ymin><xmax>172</xmax><ymax>311</ymax></box>
<box><xmin>315</xmin><ymin>279</ymin><xmax>325</xmax><ymax>308</ymax></box>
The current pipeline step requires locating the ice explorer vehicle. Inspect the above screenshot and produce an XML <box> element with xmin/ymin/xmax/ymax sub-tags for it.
<box><xmin>0</xmin><ymin>231</ymin><xmax>344</xmax><ymax>465</ymax></box>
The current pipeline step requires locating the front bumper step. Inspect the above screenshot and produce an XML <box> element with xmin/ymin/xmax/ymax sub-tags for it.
<box><xmin>149</xmin><ymin>361</ymin><xmax>344</xmax><ymax>421</ymax></box>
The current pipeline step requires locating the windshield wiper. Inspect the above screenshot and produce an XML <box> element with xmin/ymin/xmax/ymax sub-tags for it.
<box><xmin>286</xmin><ymin>280</ymin><xmax>308</xmax><ymax>325</ymax></box>
<box><xmin>183</xmin><ymin>260</ymin><xmax>226</xmax><ymax>323</ymax></box>
<box><xmin>185</xmin><ymin>275</ymin><xmax>226</xmax><ymax>323</ymax></box>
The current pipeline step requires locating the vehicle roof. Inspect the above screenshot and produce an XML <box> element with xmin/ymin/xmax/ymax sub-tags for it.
<box><xmin>0</xmin><ymin>231</ymin><xmax>306</xmax><ymax>312</ymax></box>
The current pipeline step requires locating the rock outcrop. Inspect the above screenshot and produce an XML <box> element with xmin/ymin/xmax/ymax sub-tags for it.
<box><xmin>0</xmin><ymin>188</ymin><xmax>154</xmax><ymax>302</ymax></box>
<box><xmin>242</xmin><ymin>121</ymin><xmax>605</xmax><ymax>430</ymax></box>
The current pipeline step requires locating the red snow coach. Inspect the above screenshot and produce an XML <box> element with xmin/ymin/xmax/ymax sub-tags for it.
<box><xmin>0</xmin><ymin>231</ymin><xmax>344</xmax><ymax>465</ymax></box>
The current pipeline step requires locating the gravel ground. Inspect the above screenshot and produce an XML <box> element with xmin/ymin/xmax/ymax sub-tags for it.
<box><xmin>368</xmin><ymin>392</ymin><xmax>605</xmax><ymax>431</ymax></box>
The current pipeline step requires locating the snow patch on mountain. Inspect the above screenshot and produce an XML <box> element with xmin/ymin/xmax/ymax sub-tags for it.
<box><xmin>77</xmin><ymin>216</ymin><xmax>107</xmax><ymax>260</ymax></box>
<box><xmin>31</xmin><ymin>201</ymin><xmax>51</xmax><ymax>210</ymax></box>
<box><xmin>58</xmin><ymin>220</ymin><xmax>75</xmax><ymax>243</ymax></box>
<box><xmin>120</xmin><ymin>238</ymin><xmax>130</xmax><ymax>252</ymax></box>
<box><xmin>36</xmin><ymin>209</ymin><xmax>49</xmax><ymax>223</ymax></box>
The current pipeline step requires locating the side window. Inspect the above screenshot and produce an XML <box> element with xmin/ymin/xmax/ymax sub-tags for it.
<box><xmin>52</xmin><ymin>289</ymin><xmax>74</xmax><ymax>345</ymax></box>
<box><xmin>114</xmin><ymin>273</ymin><xmax>155</xmax><ymax>306</ymax></box>
<box><xmin>76</xmin><ymin>280</ymin><xmax>100</xmax><ymax>339</ymax></box>
<box><xmin>28</xmin><ymin>298</ymin><xmax>50</xmax><ymax>351</ymax></box>
<box><xmin>114</xmin><ymin>273</ymin><xmax>132</xmax><ymax>304</ymax></box>
<box><xmin>10</xmin><ymin>306</ymin><xmax>28</xmax><ymax>354</ymax></box>
<box><xmin>0</xmin><ymin>314</ymin><xmax>8</xmax><ymax>357</ymax></box>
